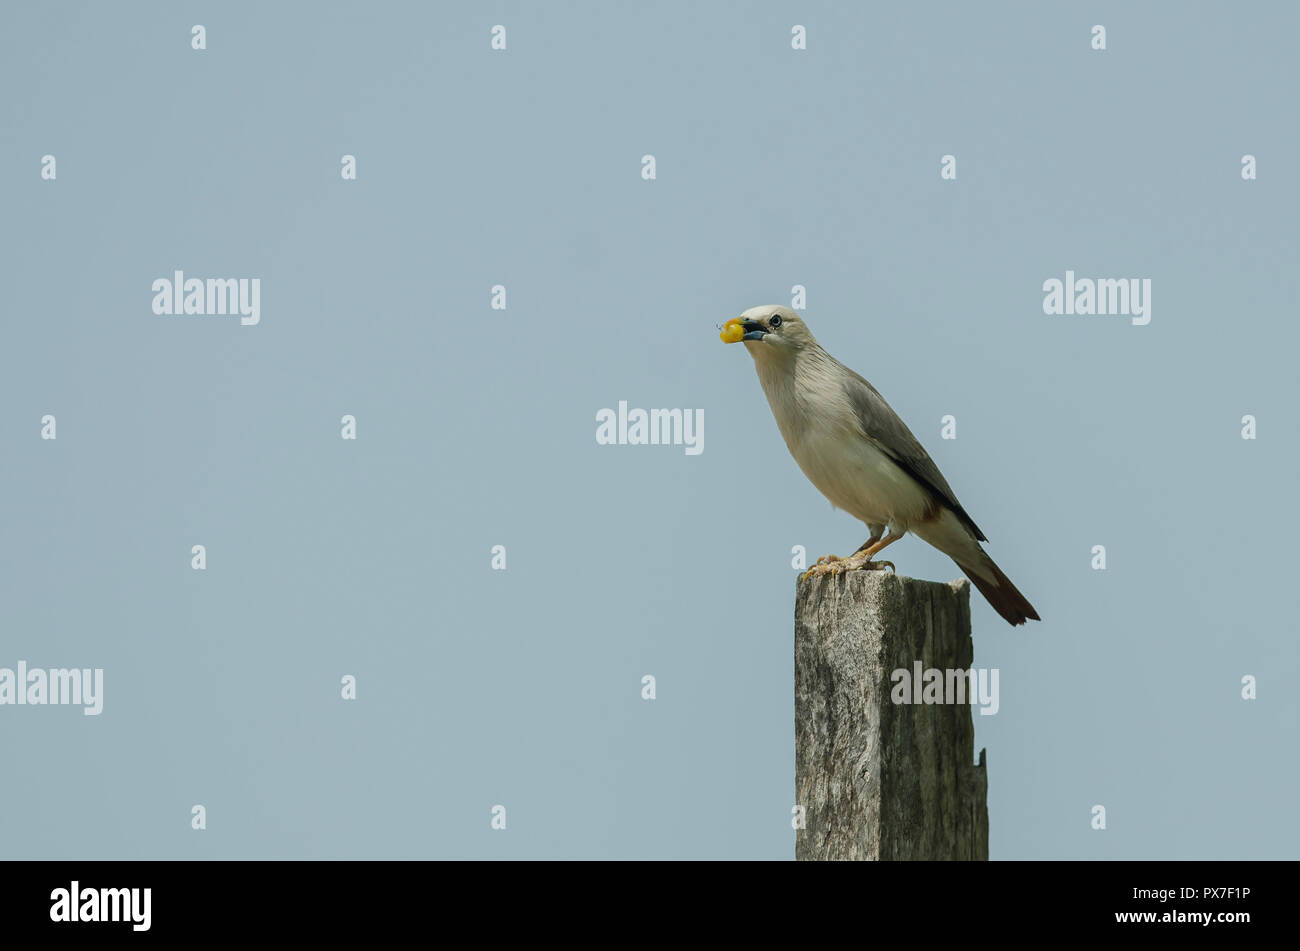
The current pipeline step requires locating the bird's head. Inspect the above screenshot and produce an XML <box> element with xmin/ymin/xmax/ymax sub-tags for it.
<box><xmin>720</xmin><ymin>305</ymin><xmax>816</xmax><ymax>364</ymax></box>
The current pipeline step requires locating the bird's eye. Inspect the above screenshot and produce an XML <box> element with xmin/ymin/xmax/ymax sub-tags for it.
<box><xmin>769</xmin><ymin>315</ymin><xmax>782</xmax><ymax>328</ymax></box>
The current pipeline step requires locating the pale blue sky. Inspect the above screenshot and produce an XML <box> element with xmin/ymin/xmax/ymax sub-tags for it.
<box><xmin>1</xmin><ymin>1</ymin><xmax>1296</xmax><ymax>859</ymax></box>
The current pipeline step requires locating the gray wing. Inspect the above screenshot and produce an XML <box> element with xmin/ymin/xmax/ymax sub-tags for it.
<box><xmin>841</xmin><ymin>367</ymin><xmax>987</xmax><ymax>541</ymax></box>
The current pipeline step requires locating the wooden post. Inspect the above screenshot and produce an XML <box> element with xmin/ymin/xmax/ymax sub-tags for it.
<box><xmin>794</xmin><ymin>570</ymin><xmax>989</xmax><ymax>860</ymax></box>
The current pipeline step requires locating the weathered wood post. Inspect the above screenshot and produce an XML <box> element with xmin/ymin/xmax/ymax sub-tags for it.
<box><xmin>794</xmin><ymin>570</ymin><xmax>989</xmax><ymax>860</ymax></box>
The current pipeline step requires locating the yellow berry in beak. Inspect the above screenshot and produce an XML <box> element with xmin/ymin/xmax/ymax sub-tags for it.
<box><xmin>720</xmin><ymin>318</ymin><xmax>744</xmax><ymax>344</ymax></box>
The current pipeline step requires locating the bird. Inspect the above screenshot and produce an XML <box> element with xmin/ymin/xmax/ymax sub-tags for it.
<box><xmin>721</xmin><ymin>304</ymin><xmax>1040</xmax><ymax>626</ymax></box>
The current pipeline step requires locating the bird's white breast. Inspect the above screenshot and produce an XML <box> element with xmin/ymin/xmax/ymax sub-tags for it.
<box><xmin>754</xmin><ymin>352</ymin><xmax>932</xmax><ymax>530</ymax></box>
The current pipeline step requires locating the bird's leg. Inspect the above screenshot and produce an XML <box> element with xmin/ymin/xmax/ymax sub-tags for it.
<box><xmin>829</xmin><ymin>531</ymin><xmax>904</xmax><ymax>575</ymax></box>
<box><xmin>853</xmin><ymin>529</ymin><xmax>885</xmax><ymax>555</ymax></box>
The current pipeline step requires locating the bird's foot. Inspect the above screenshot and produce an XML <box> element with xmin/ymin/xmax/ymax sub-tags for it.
<box><xmin>802</xmin><ymin>550</ymin><xmax>895</xmax><ymax>579</ymax></box>
<box><xmin>801</xmin><ymin>554</ymin><xmax>843</xmax><ymax>580</ymax></box>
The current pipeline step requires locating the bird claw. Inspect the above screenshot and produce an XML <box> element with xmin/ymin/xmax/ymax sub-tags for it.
<box><xmin>801</xmin><ymin>555</ymin><xmax>896</xmax><ymax>580</ymax></box>
<box><xmin>801</xmin><ymin>554</ymin><xmax>843</xmax><ymax>581</ymax></box>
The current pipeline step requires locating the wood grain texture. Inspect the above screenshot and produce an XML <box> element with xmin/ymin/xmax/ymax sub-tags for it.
<box><xmin>795</xmin><ymin>570</ymin><xmax>989</xmax><ymax>860</ymax></box>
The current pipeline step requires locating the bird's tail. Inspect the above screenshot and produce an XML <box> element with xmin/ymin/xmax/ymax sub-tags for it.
<box><xmin>913</xmin><ymin>509</ymin><xmax>1040</xmax><ymax>626</ymax></box>
<box><xmin>955</xmin><ymin>551</ymin><xmax>1040</xmax><ymax>627</ymax></box>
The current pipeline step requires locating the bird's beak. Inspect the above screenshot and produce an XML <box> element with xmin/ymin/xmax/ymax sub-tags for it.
<box><xmin>720</xmin><ymin>317</ymin><xmax>768</xmax><ymax>344</ymax></box>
